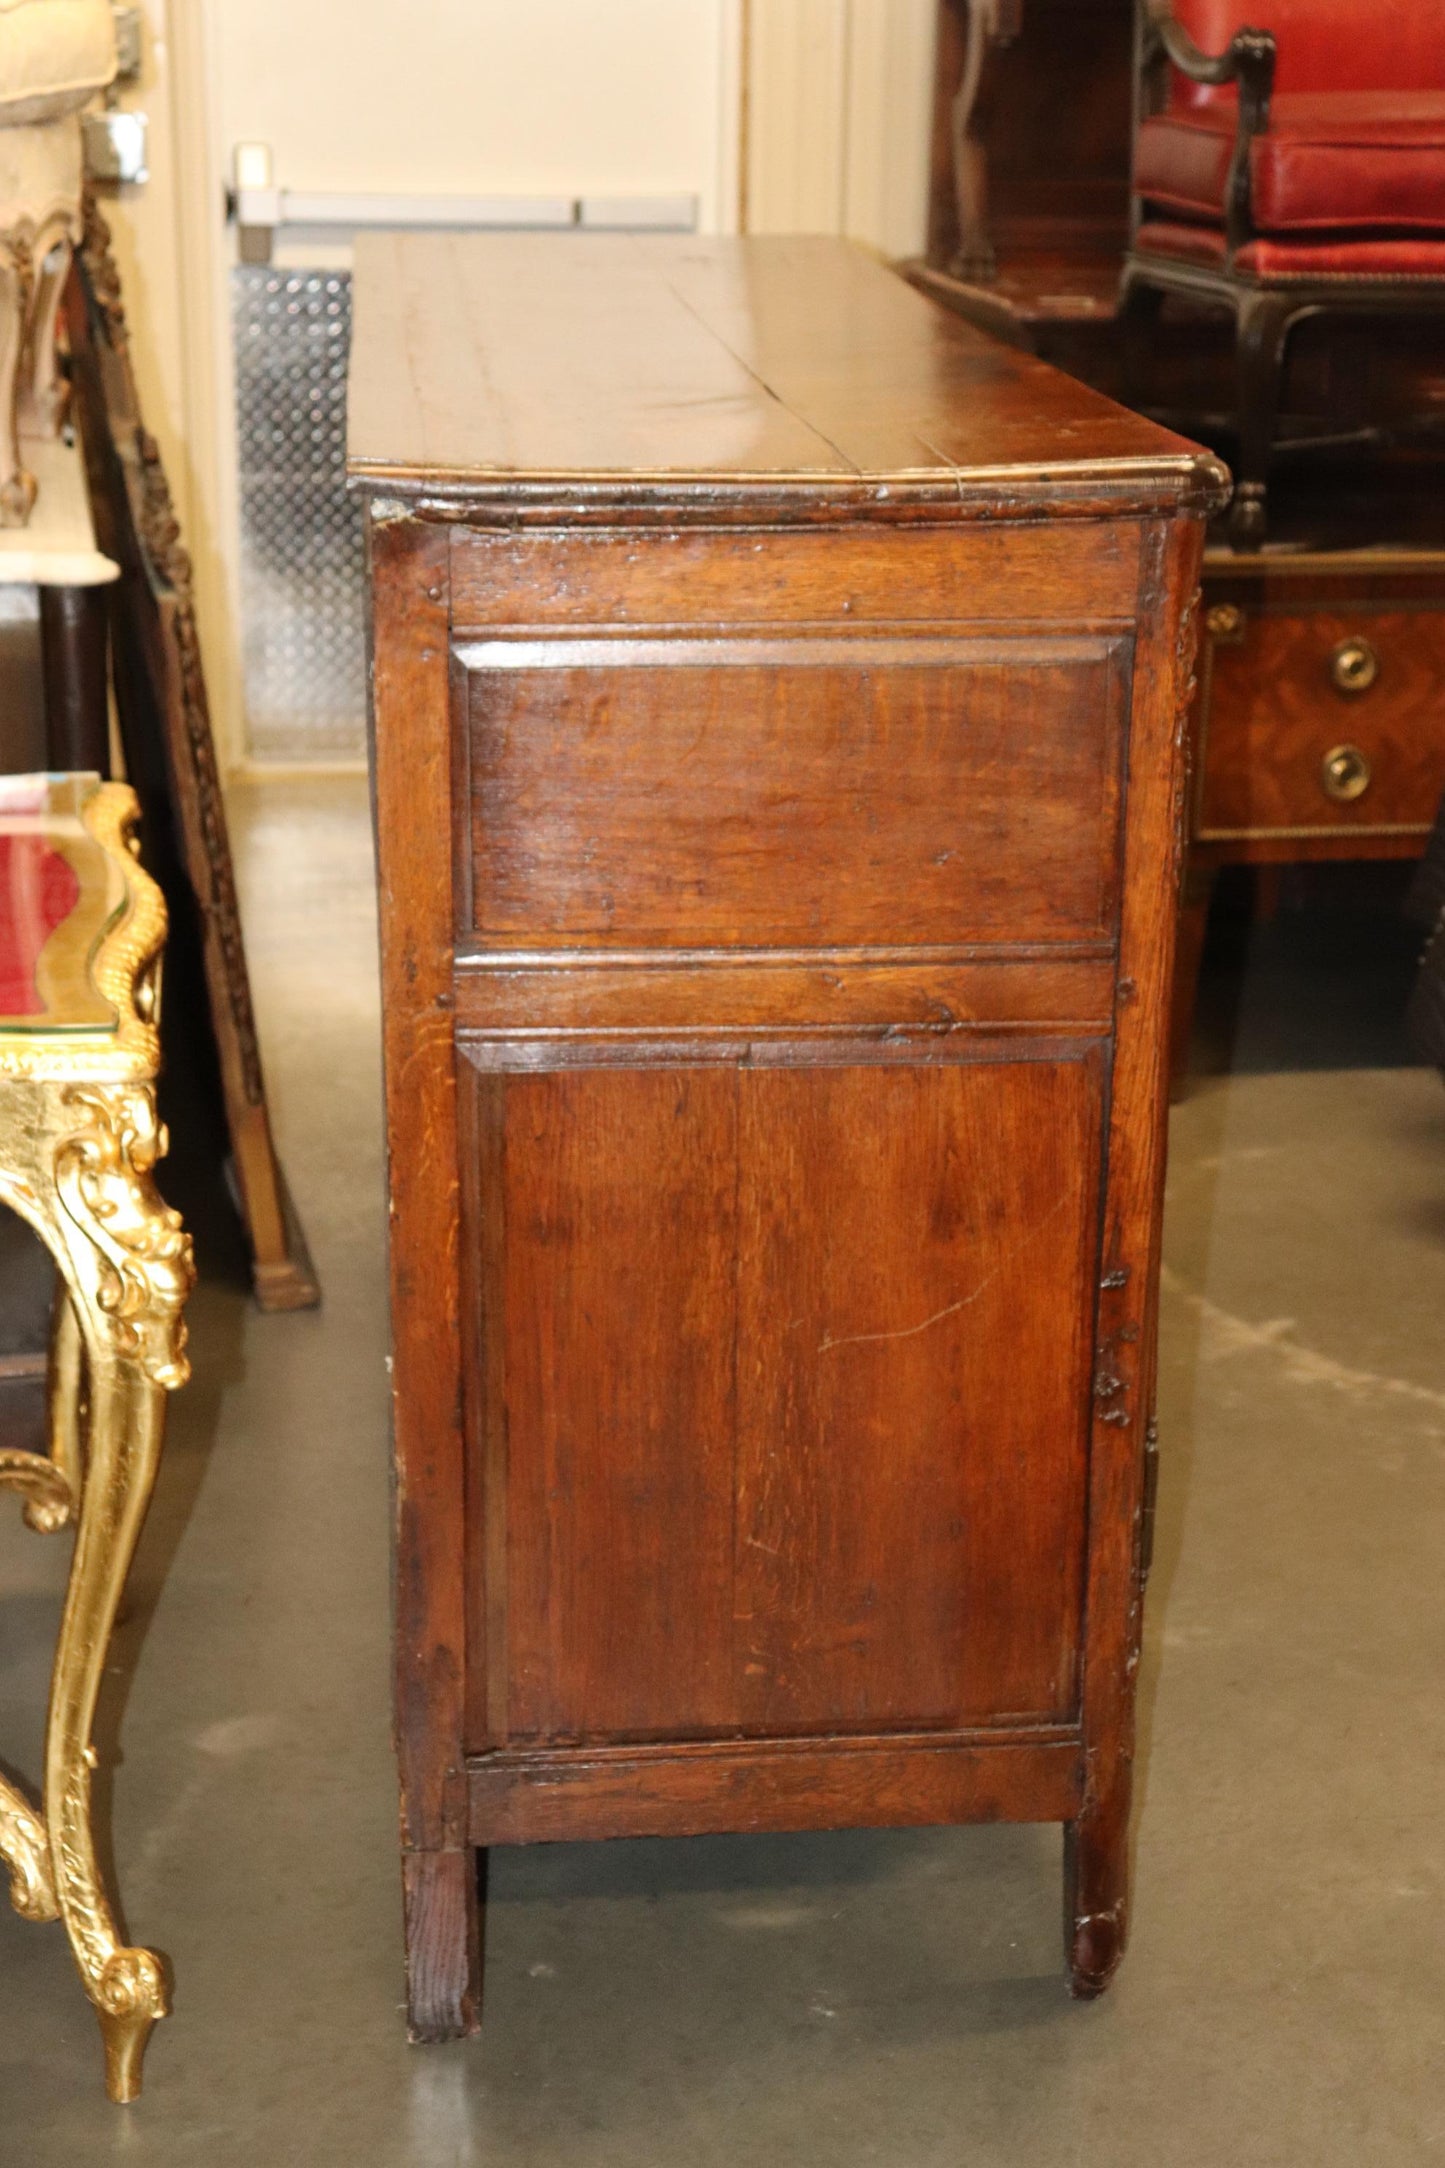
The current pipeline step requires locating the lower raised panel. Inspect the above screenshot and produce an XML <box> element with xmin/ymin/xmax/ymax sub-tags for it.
<box><xmin>463</xmin><ymin>1049</ymin><xmax>1104</xmax><ymax>1753</ymax></box>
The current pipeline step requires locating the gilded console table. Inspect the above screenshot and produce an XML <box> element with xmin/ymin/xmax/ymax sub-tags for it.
<box><xmin>350</xmin><ymin>232</ymin><xmax>1228</xmax><ymax>2038</ymax></box>
<box><xmin>0</xmin><ymin>771</ymin><xmax>192</xmax><ymax>2103</ymax></box>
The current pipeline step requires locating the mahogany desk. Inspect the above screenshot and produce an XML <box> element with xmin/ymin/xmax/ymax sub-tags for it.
<box><xmin>348</xmin><ymin>232</ymin><xmax>1227</xmax><ymax>2038</ymax></box>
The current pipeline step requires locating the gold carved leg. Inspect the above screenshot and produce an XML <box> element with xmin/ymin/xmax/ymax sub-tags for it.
<box><xmin>0</xmin><ymin>1076</ymin><xmax>192</xmax><ymax>2103</ymax></box>
<box><xmin>0</xmin><ymin>1289</ymin><xmax>73</xmax><ymax>1921</ymax></box>
<box><xmin>45</xmin><ymin>1288</ymin><xmax>83</xmax><ymax>1514</ymax></box>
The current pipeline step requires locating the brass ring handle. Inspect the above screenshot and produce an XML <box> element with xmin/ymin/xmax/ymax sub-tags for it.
<box><xmin>1321</xmin><ymin>743</ymin><xmax>1372</xmax><ymax>803</ymax></box>
<box><xmin>1331</xmin><ymin>637</ymin><xmax>1379</xmax><ymax>695</ymax></box>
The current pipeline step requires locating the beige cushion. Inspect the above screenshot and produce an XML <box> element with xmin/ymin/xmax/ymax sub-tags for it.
<box><xmin>0</xmin><ymin>0</ymin><xmax>115</xmax><ymax>127</ymax></box>
<box><xmin>0</xmin><ymin>111</ymin><xmax>81</xmax><ymax>232</ymax></box>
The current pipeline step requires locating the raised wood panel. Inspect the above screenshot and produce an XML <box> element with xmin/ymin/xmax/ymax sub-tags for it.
<box><xmin>497</xmin><ymin>1067</ymin><xmax>741</xmax><ymax>1746</ymax></box>
<box><xmin>468</xmin><ymin>1050</ymin><xmax>1102</xmax><ymax>1751</ymax></box>
<box><xmin>447</xmin><ymin>523</ymin><xmax>1144</xmax><ymax>633</ymax></box>
<box><xmin>462</xmin><ymin>638</ymin><xmax>1127</xmax><ymax>949</ymax></box>
<box><xmin>1197</xmin><ymin>605</ymin><xmax>1445</xmax><ymax>840</ymax></box>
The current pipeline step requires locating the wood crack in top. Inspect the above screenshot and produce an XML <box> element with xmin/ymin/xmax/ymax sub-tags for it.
<box><xmin>657</xmin><ymin>259</ymin><xmax>861</xmax><ymax>478</ymax></box>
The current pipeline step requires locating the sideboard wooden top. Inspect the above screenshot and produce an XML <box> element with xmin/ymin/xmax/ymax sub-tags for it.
<box><xmin>348</xmin><ymin>233</ymin><xmax>1225</xmax><ymax>520</ymax></box>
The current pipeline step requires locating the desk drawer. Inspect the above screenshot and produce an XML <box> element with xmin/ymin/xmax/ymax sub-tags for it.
<box><xmin>459</xmin><ymin>635</ymin><xmax>1127</xmax><ymax>949</ymax></box>
<box><xmin>1196</xmin><ymin>602</ymin><xmax>1445</xmax><ymax>843</ymax></box>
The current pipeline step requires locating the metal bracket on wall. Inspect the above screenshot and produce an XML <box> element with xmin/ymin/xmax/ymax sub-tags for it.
<box><xmin>82</xmin><ymin>5</ymin><xmax>147</xmax><ymax>186</ymax></box>
<box><xmin>83</xmin><ymin>111</ymin><xmax>147</xmax><ymax>187</ymax></box>
<box><xmin>228</xmin><ymin>143</ymin><xmax>698</xmax><ymax>266</ymax></box>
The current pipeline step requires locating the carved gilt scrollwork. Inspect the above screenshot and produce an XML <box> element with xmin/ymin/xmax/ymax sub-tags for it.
<box><xmin>0</xmin><ymin>1445</ymin><xmax>72</xmax><ymax>1531</ymax></box>
<box><xmin>54</xmin><ymin>1084</ymin><xmax>193</xmax><ymax>1390</ymax></box>
<box><xmin>0</xmin><ymin>1774</ymin><xmax>58</xmax><ymax>1920</ymax></box>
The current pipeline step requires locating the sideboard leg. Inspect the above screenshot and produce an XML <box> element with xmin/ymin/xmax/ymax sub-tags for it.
<box><xmin>1064</xmin><ymin>1788</ymin><xmax>1130</xmax><ymax>1999</ymax></box>
<box><xmin>1169</xmin><ymin>860</ymin><xmax>1215</xmax><ymax>1094</ymax></box>
<box><xmin>402</xmin><ymin>1846</ymin><xmax>484</xmax><ymax>2041</ymax></box>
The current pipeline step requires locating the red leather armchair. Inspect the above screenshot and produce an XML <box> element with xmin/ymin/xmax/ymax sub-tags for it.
<box><xmin>1121</xmin><ymin>0</ymin><xmax>1445</xmax><ymax>542</ymax></box>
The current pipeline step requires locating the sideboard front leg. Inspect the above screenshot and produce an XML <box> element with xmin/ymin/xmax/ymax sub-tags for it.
<box><xmin>402</xmin><ymin>1846</ymin><xmax>484</xmax><ymax>2041</ymax></box>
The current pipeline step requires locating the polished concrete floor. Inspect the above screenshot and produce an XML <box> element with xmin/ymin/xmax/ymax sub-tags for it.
<box><xmin>2</xmin><ymin>784</ymin><xmax>1444</xmax><ymax>2163</ymax></box>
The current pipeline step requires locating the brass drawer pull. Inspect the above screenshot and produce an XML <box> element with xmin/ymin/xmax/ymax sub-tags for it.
<box><xmin>1321</xmin><ymin>743</ymin><xmax>1372</xmax><ymax>803</ymax></box>
<box><xmin>1205</xmin><ymin>603</ymin><xmax>1245</xmax><ymax>642</ymax></box>
<box><xmin>1331</xmin><ymin>637</ymin><xmax>1379</xmax><ymax>695</ymax></box>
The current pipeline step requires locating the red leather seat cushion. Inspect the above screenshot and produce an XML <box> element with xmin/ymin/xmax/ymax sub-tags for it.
<box><xmin>1137</xmin><ymin>95</ymin><xmax>1445</xmax><ymax>232</ymax></box>
<box><xmin>1135</xmin><ymin>217</ymin><xmax>1445</xmax><ymax>280</ymax></box>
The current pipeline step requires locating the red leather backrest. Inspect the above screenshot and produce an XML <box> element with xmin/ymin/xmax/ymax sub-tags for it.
<box><xmin>1169</xmin><ymin>0</ymin><xmax>1445</xmax><ymax>106</ymax></box>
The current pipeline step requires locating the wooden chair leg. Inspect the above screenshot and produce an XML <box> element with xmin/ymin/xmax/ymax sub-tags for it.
<box><xmin>1229</xmin><ymin>290</ymin><xmax>1296</xmax><ymax>547</ymax></box>
<box><xmin>1118</xmin><ymin>272</ymin><xmax>1167</xmax><ymax>414</ymax></box>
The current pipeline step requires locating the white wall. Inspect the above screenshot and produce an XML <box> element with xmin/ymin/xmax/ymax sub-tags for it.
<box><xmin>208</xmin><ymin>0</ymin><xmax>742</xmax><ymax>230</ymax></box>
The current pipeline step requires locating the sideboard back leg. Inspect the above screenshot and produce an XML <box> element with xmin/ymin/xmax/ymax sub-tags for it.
<box><xmin>1063</xmin><ymin>1779</ymin><xmax>1130</xmax><ymax>1998</ymax></box>
<box><xmin>402</xmin><ymin>1847</ymin><xmax>484</xmax><ymax>2041</ymax></box>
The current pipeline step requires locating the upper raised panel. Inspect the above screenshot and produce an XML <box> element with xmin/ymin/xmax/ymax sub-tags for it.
<box><xmin>447</xmin><ymin>522</ymin><xmax>1143</xmax><ymax>632</ymax></box>
<box><xmin>461</xmin><ymin>635</ymin><xmax>1127</xmax><ymax>950</ymax></box>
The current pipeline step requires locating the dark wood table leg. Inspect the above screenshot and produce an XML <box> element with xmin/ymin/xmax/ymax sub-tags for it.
<box><xmin>40</xmin><ymin>584</ymin><xmax>109</xmax><ymax>774</ymax></box>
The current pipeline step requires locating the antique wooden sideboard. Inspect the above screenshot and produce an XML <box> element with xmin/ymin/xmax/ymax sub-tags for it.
<box><xmin>349</xmin><ymin>231</ymin><xmax>1227</xmax><ymax>2038</ymax></box>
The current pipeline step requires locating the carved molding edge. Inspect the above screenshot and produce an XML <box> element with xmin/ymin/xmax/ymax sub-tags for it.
<box><xmin>77</xmin><ymin>191</ymin><xmax>267</xmax><ymax>1109</ymax></box>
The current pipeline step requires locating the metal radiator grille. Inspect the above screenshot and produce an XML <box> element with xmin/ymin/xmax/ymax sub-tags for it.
<box><xmin>231</xmin><ymin>269</ymin><xmax>366</xmax><ymax>760</ymax></box>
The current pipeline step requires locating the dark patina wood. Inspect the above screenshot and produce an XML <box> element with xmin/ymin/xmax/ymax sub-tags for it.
<box><xmin>350</xmin><ymin>231</ymin><xmax>1225</xmax><ymax>2038</ymax></box>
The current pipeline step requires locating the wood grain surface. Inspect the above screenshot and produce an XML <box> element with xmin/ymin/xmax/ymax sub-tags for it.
<box><xmin>471</xmin><ymin>1053</ymin><xmax>1101</xmax><ymax>1751</ymax></box>
<box><xmin>349</xmin><ymin>233</ymin><xmax>1218</xmax><ymax>512</ymax></box>
<box><xmin>462</xmin><ymin>638</ymin><xmax>1126</xmax><ymax>949</ymax></box>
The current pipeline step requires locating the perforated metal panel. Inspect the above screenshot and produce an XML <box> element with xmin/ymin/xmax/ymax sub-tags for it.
<box><xmin>231</xmin><ymin>269</ymin><xmax>366</xmax><ymax>760</ymax></box>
